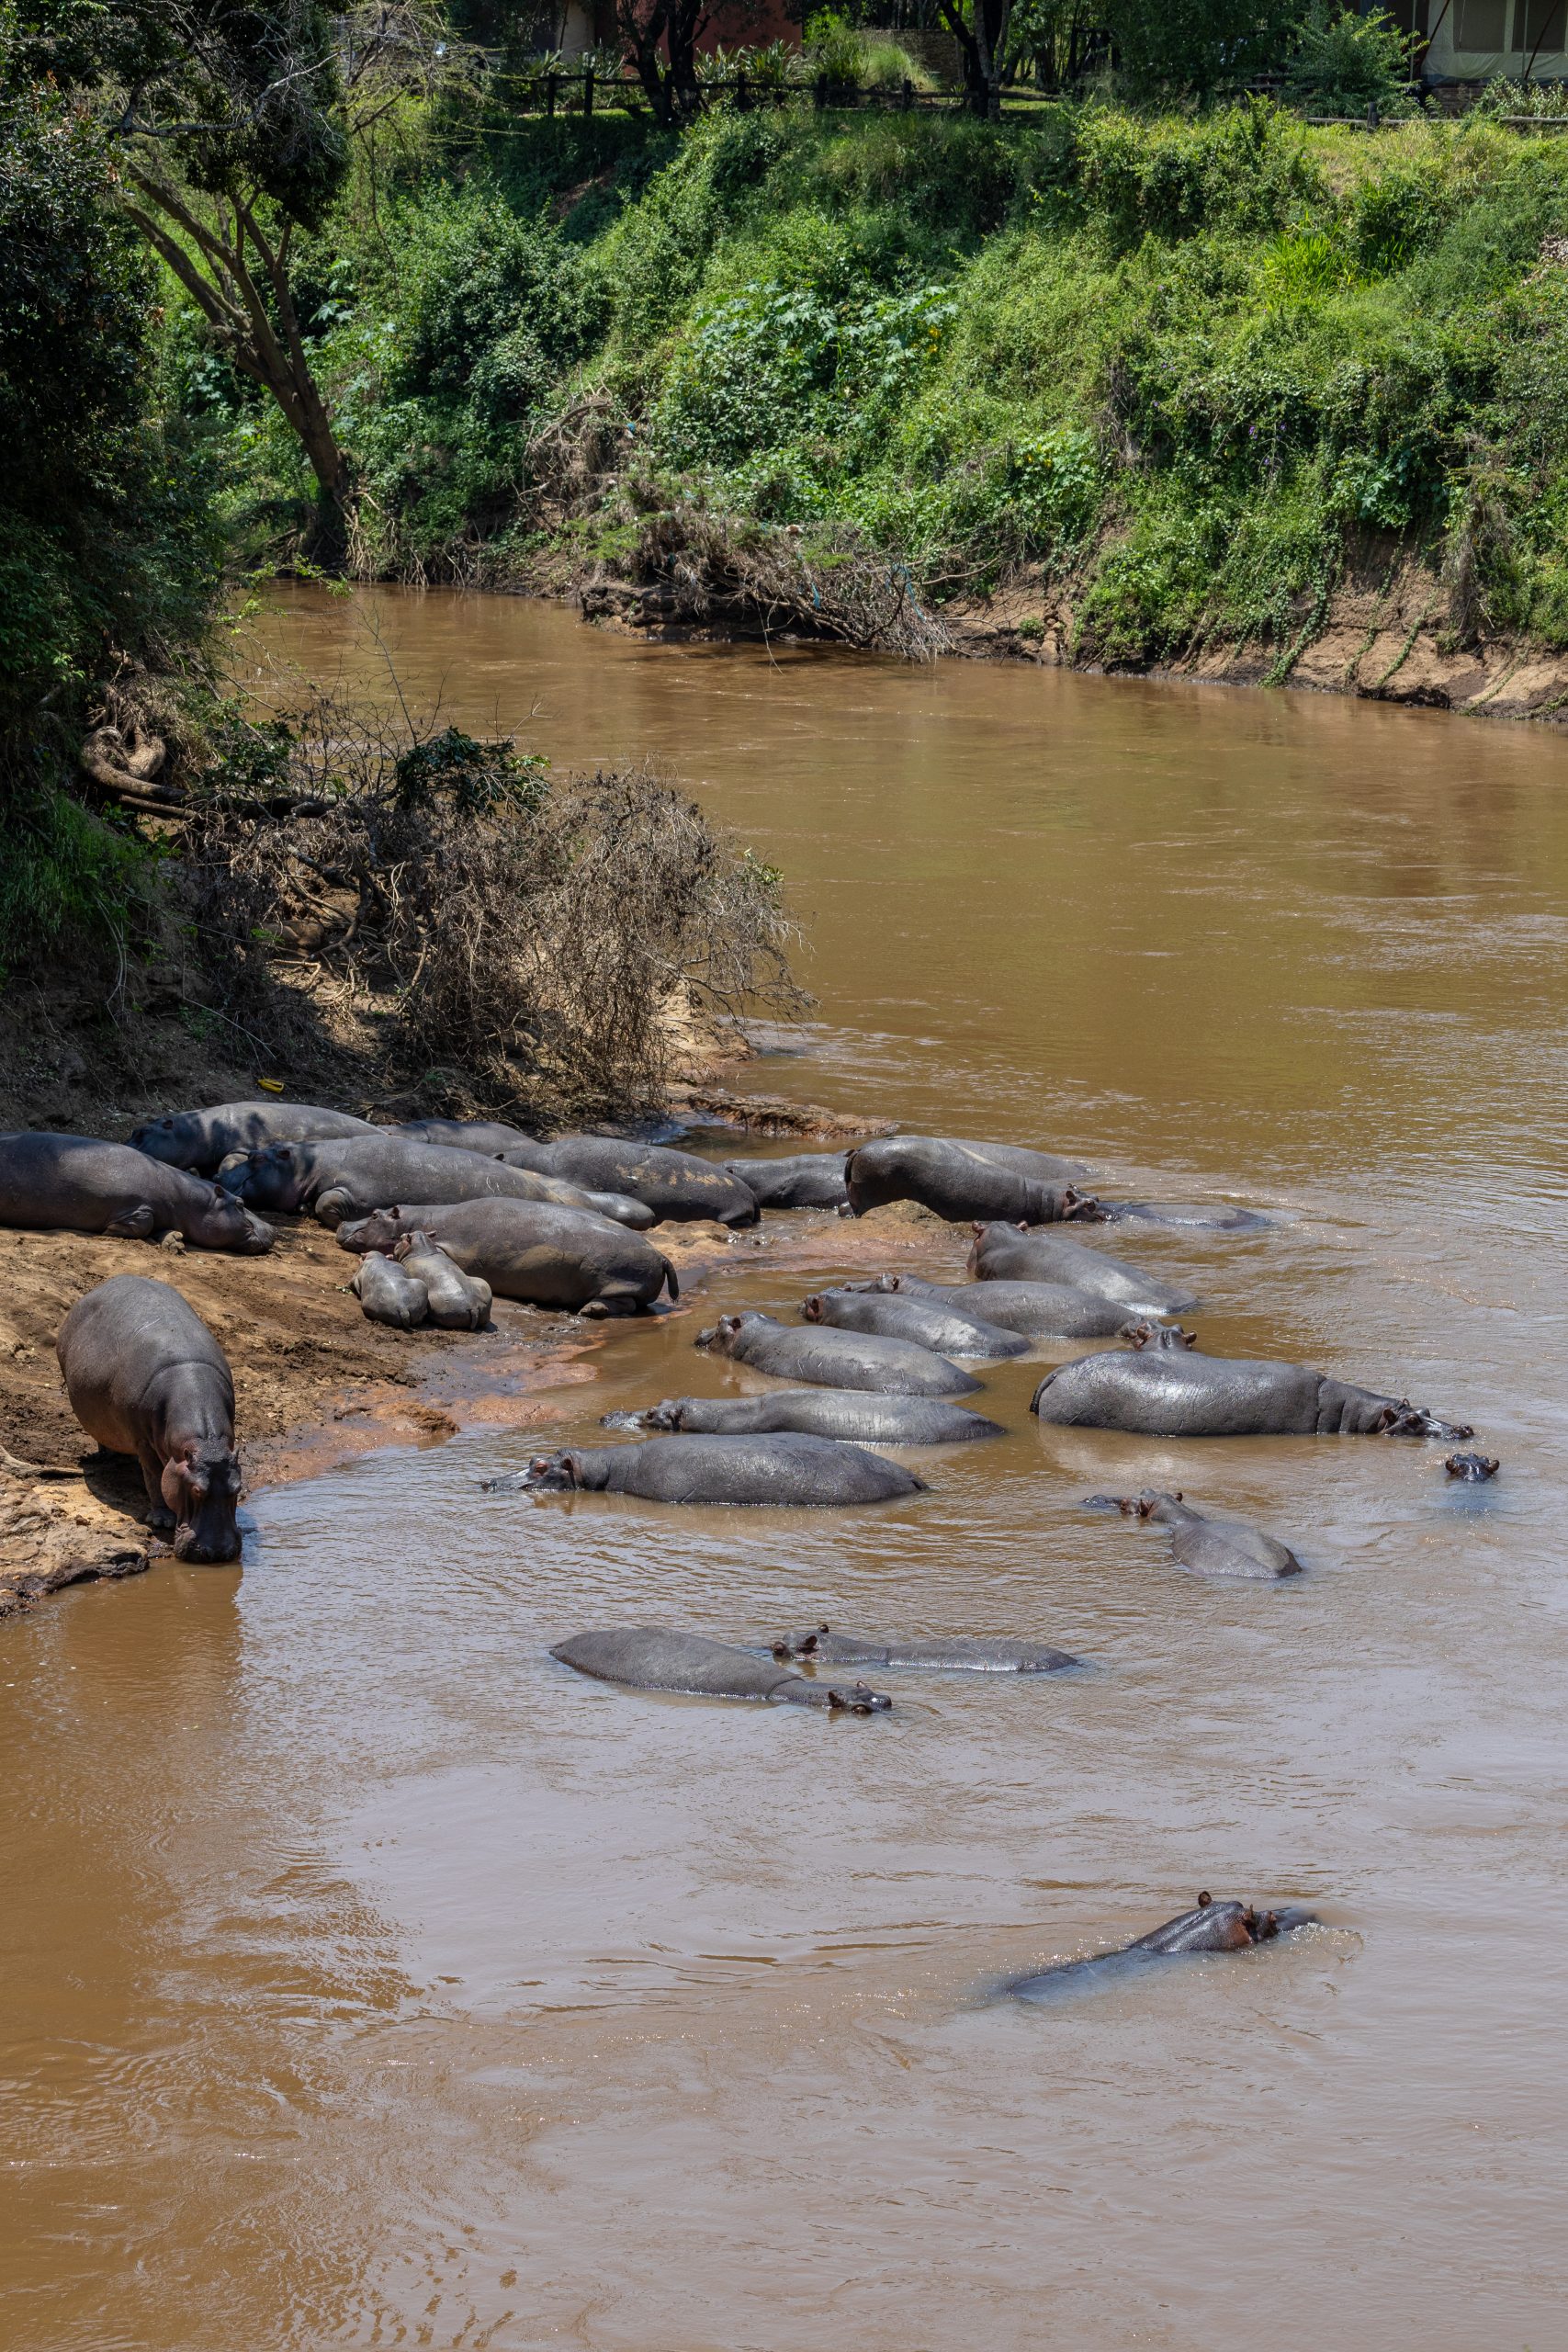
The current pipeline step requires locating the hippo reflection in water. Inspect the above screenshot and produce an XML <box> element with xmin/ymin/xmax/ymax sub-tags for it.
<box><xmin>1003</xmin><ymin>1892</ymin><xmax>1321</xmax><ymax>2004</ymax></box>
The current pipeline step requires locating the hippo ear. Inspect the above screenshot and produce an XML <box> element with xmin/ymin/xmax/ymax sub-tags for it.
<box><xmin>1196</xmin><ymin>1891</ymin><xmax>1212</xmax><ymax>1908</ymax></box>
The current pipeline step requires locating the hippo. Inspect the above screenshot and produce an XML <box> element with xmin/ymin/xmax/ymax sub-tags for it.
<box><xmin>1101</xmin><ymin>1201</ymin><xmax>1272</xmax><ymax>1232</ymax></box>
<box><xmin>336</xmin><ymin>1198</ymin><xmax>678</xmax><ymax>1315</ymax></box>
<box><xmin>1445</xmin><ymin>1452</ymin><xmax>1499</xmax><ymax>1481</ymax></box>
<box><xmin>803</xmin><ymin>1283</ymin><xmax>1029</xmax><ymax>1361</ymax></box>
<box><xmin>845</xmin><ymin>1136</ymin><xmax>1098</xmax><ymax>1226</ymax></box>
<box><xmin>625</xmin><ymin>1390</ymin><xmax>1004</xmax><ymax>1443</ymax></box>
<box><xmin>1004</xmin><ymin>1891</ymin><xmax>1321</xmax><ymax>2003</ymax></box>
<box><xmin>696</xmin><ymin>1310</ymin><xmax>980</xmax><ymax>1397</ymax></box>
<box><xmin>56</xmin><ymin>1274</ymin><xmax>243</xmax><ymax>1561</ymax></box>
<box><xmin>722</xmin><ymin>1151</ymin><xmax>851</xmax><ymax>1211</ymax></box>
<box><xmin>387</xmin><ymin>1118</ymin><xmax>551</xmax><ymax>1165</ymax></box>
<box><xmin>392</xmin><ymin>1232</ymin><xmax>491</xmax><ymax>1329</ymax></box>
<box><xmin>0</xmin><ymin>1132</ymin><xmax>274</xmax><ymax>1253</ymax></box>
<box><xmin>492</xmin><ymin>1431</ymin><xmax>928</xmax><ymax>1506</ymax></box>
<box><xmin>773</xmin><ymin>1623</ymin><xmax>1081</xmax><ymax>1672</ymax></box>
<box><xmin>351</xmin><ymin>1253</ymin><xmax>428</xmax><ymax>1329</ymax></box>
<box><xmin>550</xmin><ymin>1628</ymin><xmax>890</xmax><ymax>1713</ymax></box>
<box><xmin>233</xmin><ymin>1136</ymin><xmax>652</xmax><ymax>1229</ymax></box>
<box><xmin>130</xmin><ymin>1099</ymin><xmax>375</xmax><ymax>1172</ymax></box>
<box><xmin>531</xmin><ymin>1136</ymin><xmax>759</xmax><ymax>1227</ymax></box>
<box><xmin>1032</xmin><ymin>1336</ymin><xmax>1472</xmax><ymax>1440</ymax></box>
<box><xmin>969</xmin><ymin>1222</ymin><xmax>1198</xmax><ymax>1314</ymax></box>
<box><xmin>863</xmin><ymin>1272</ymin><xmax>1142</xmax><ymax>1340</ymax></box>
<box><xmin>1084</xmin><ymin>1489</ymin><xmax>1303</xmax><ymax>1578</ymax></box>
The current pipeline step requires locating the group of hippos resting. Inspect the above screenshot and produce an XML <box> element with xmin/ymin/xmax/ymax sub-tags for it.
<box><xmin>3</xmin><ymin>1110</ymin><xmax>1497</xmax><ymax>1996</ymax></box>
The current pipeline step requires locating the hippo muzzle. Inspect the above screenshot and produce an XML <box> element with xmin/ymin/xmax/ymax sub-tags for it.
<box><xmin>165</xmin><ymin>1446</ymin><xmax>243</xmax><ymax>1562</ymax></box>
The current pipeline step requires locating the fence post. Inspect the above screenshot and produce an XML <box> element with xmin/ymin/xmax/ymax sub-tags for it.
<box><xmin>583</xmin><ymin>64</ymin><xmax>593</xmax><ymax>116</ymax></box>
<box><xmin>815</xmin><ymin>72</ymin><xmax>827</xmax><ymax>108</ymax></box>
<box><xmin>546</xmin><ymin>69</ymin><xmax>558</xmax><ymax>117</ymax></box>
<box><xmin>737</xmin><ymin>67</ymin><xmax>749</xmax><ymax>109</ymax></box>
<box><xmin>901</xmin><ymin>75</ymin><xmax>913</xmax><ymax>110</ymax></box>
<box><xmin>1368</xmin><ymin>96</ymin><xmax>1379</xmax><ymax>128</ymax></box>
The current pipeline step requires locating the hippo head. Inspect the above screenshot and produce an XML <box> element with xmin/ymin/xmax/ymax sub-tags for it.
<box><xmin>130</xmin><ymin>1113</ymin><xmax>187</xmax><ymax>1166</ymax></box>
<box><xmin>1060</xmin><ymin>1186</ymin><xmax>1108</xmax><ymax>1223</ymax></box>
<box><xmin>1445</xmin><ymin>1451</ymin><xmax>1500</xmax><ymax>1481</ymax></box>
<box><xmin>694</xmin><ymin>1315</ymin><xmax>747</xmax><ymax>1357</ymax></box>
<box><xmin>1371</xmin><ymin>1400</ymin><xmax>1475</xmax><ymax>1442</ymax></box>
<box><xmin>773</xmin><ymin>1622</ymin><xmax>831</xmax><ymax>1660</ymax></box>
<box><xmin>164</xmin><ymin>1441</ymin><xmax>243</xmax><ymax>1563</ymax></box>
<box><xmin>214</xmin><ymin>1151</ymin><xmax>253</xmax><ymax>1197</ymax></box>
<box><xmin>335</xmin><ymin>1206</ymin><xmax>409</xmax><ymax>1254</ymax></box>
<box><xmin>826</xmin><ymin>1681</ymin><xmax>891</xmax><ymax>1715</ymax></box>
<box><xmin>188</xmin><ymin>1183</ymin><xmax>274</xmax><ymax>1254</ymax></box>
<box><xmin>1122</xmin><ymin>1322</ymin><xmax>1195</xmax><ymax>1351</ymax></box>
<box><xmin>632</xmin><ymin>1401</ymin><xmax>685</xmax><ymax>1430</ymax></box>
<box><xmin>801</xmin><ymin>1294</ymin><xmax>829</xmax><ymax>1324</ymax></box>
<box><xmin>519</xmin><ymin>1451</ymin><xmax>584</xmax><ymax>1491</ymax></box>
<box><xmin>239</xmin><ymin>1141</ymin><xmax>306</xmax><ymax>1213</ymax></box>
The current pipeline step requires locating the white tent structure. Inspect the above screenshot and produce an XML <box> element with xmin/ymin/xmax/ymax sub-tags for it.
<box><xmin>1423</xmin><ymin>0</ymin><xmax>1567</xmax><ymax>83</ymax></box>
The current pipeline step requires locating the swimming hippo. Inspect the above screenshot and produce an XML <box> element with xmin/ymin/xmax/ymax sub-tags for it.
<box><xmin>130</xmin><ymin>1099</ymin><xmax>375</xmax><ymax>1172</ymax></box>
<box><xmin>1101</xmin><ymin>1201</ymin><xmax>1272</xmax><ymax>1232</ymax></box>
<box><xmin>969</xmin><ymin>1222</ymin><xmax>1198</xmax><ymax>1314</ymax></box>
<box><xmin>773</xmin><ymin>1623</ymin><xmax>1081</xmax><ymax>1672</ymax></box>
<box><xmin>494</xmin><ymin>1431</ymin><xmax>928</xmax><ymax>1506</ymax></box>
<box><xmin>234</xmin><ymin>1136</ymin><xmax>652</xmax><ymax>1228</ymax></box>
<box><xmin>1445</xmin><ymin>1452</ymin><xmax>1500</xmax><ymax>1481</ymax></box>
<box><xmin>1033</xmin><ymin>1337</ymin><xmax>1472</xmax><ymax>1440</ymax></box>
<box><xmin>351</xmin><ymin>1253</ymin><xmax>429</xmax><ymax>1329</ymax></box>
<box><xmin>531</xmin><ymin>1136</ymin><xmax>760</xmax><ymax>1228</ymax></box>
<box><xmin>391</xmin><ymin>1232</ymin><xmax>491</xmax><ymax>1329</ymax></box>
<box><xmin>387</xmin><ymin>1118</ymin><xmax>552</xmax><ymax>1165</ymax></box>
<box><xmin>863</xmin><ymin>1272</ymin><xmax>1142</xmax><ymax>1340</ymax></box>
<box><xmin>56</xmin><ymin>1274</ymin><xmax>243</xmax><ymax>1561</ymax></box>
<box><xmin>721</xmin><ymin>1151</ymin><xmax>851</xmax><ymax>1211</ymax></box>
<box><xmin>626</xmin><ymin>1390</ymin><xmax>1003</xmax><ymax>1442</ymax></box>
<box><xmin>0</xmin><ymin>1132</ymin><xmax>274</xmax><ymax>1253</ymax></box>
<box><xmin>845</xmin><ymin>1136</ymin><xmax>1098</xmax><ymax>1226</ymax></box>
<box><xmin>697</xmin><ymin>1310</ymin><xmax>980</xmax><ymax>1397</ymax></box>
<box><xmin>1084</xmin><ymin>1489</ymin><xmax>1303</xmax><ymax>1578</ymax></box>
<box><xmin>336</xmin><ymin>1198</ymin><xmax>678</xmax><ymax>1315</ymax></box>
<box><xmin>803</xmin><ymin>1284</ymin><xmax>1029</xmax><ymax>1361</ymax></box>
<box><xmin>550</xmin><ymin>1628</ymin><xmax>890</xmax><ymax>1713</ymax></box>
<box><xmin>1004</xmin><ymin>1891</ymin><xmax>1321</xmax><ymax>2003</ymax></box>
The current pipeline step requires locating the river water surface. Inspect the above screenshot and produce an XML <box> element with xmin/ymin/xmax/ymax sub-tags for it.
<box><xmin>6</xmin><ymin>589</ymin><xmax>1568</xmax><ymax>2350</ymax></box>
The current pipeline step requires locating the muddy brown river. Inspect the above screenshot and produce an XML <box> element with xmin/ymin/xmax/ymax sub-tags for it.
<box><xmin>6</xmin><ymin>588</ymin><xmax>1568</xmax><ymax>2349</ymax></box>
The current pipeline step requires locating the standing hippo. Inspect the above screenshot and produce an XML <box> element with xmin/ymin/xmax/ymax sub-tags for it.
<box><xmin>845</xmin><ymin>1136</ymin><xmax>1097</xmax><ymax>1226</ymax></box>
<box><xmin>969</xmin><ymin>1222</ymin><xmax>1198</xmax><ymax>1314</ymax></box>
<box><xmin>234</xmin><ymin>1136</ymin><xmax>652</xmax><ymax>1229</ymax></box>
<box><xmin>721</xmin><ymin>1152</ymin><xmax>851</xmax><ymax>1211</ymax></box>
<box><xmin>56</xmin><ymin>1275</ymin><xmax>243</xmax><ymax>1561</ymax></box>
<box><xmin>387</xmin><ymin>1118</ymin><xmax>552</xmax><ymax>1165</ymax></box>
<box><xmin>773</xmin><ymin>1623</ymin><xmax>1081</xmax><ymax>1672</ymax></box>
<box><xmin>351</xmin><ymin>1253</ymin><xmax>429</xmax><ymax>1329</ymax></box>
<box><xmin>130</xmin><ymin>1099</ymin><xmax>376</xmax><ymax>1172</ymax></box>
<box><xmin>550</xmin><ymin>1628</ymin><xmax>890</xmax><ymax>1713</ymax></box>
<box><xmin>866</xmin><ymin>1272</ymin><xmax>1141</xmax><ymax>1340</ymax></box>
<box><xmin>1004</xmin><ymin>1891</ymin><xmax>1321</xmax><ymax>2002</ymax></box>
<box><xmin>803</xmin><ymin>1284</ymin><xmax>1028</xmax><ymax>1361</ymax></box>
<box><xmin>494</xmin><ymin>1431</ymin><xmax>927</xmax><ymax>1506</ymax></box>
<box><xmin>1032</xmin><ymin>1337</ymin><xmax>1472</xmax><ymax>1440</ymax></box>
<box><xmin>628</xmin><ymin>1390</ymin><xmax>1004</xmax><ymax>1443</ymax></box>
<box><xmin>1084</xmin><ymin>1490</ymin><xmax>1303</xmax><ymax>1578</ymax></box>
<box><xmin>392</xmin><ymin>1232</ymin><xmax>491</xmax><ymax>1329</ymax></box>
<box><xmin>532</xmin><ymin>1136</ymin><xmax>759</xmax><ymax>1228</ymax></box>
<box><xmin>0</xmin><ymin>1132</ymin><xmax>273</xmax><ymax>1253</ymax></box>
<box><xmin>336</xmin><ymin>1197</ymin><xmax>679</xmax><ymax>1316</ymax></box>
<box><xmin>697</xmin><ymin>1311</ymin><xmax>980</xmax><ymax>1397</ymax></box>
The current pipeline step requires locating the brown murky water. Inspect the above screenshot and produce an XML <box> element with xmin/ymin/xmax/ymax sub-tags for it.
<box><xmin>6</xmin><ymin>587</ymin><xmax>1568</xmax><ymax>2350</ymax></box>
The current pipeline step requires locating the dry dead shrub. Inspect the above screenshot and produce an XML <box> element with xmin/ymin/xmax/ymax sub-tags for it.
<box><xmin>181</xmin><ymin>690</ymin><xmax>803</xmax><ymax>1120</ymax></box>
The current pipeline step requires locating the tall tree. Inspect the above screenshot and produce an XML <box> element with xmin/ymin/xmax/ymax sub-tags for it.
<box><xmin>932</xmin><ymin>0</ymin><xmax>1017</xmax><ymax>114</ymax></box>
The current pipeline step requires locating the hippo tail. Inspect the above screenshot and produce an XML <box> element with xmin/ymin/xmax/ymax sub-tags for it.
<box><xmin>660</xmin><ymin>1256</ymin><xmax>680</xmax><ymax>1304</ymax></box>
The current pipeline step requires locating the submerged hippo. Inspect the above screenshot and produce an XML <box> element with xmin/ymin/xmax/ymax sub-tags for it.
<box><xmin>392</xmin><ymin>1231</ymin><xmax>491</xmax><ymax>1329</ymax></box>
<box><xmin>867</xmin><ymin>1272</ymin><xmax>1141</xmax><ymax>1340</ymax></box>
<box><xmin>697</xmin><ymin>1310</ymin><xmax>980</xmax><ymax>1397</ymax></box>
<box><xmin>130</xmin><ymin>1099</ymin><xmax>375</xmax><ymax>1172</ymax></box>
<box><xmin>969</xmin><ymin>1222</ymin><xmax>1197</xmax><ymax>1314</ymax></box>
<box><xmin>773</xmin><ymin>1623</ymin><xmax>1081</xmax><ymax>1672</ymax></box>
<box><xmin>0</xmin><ymin>1132</ymin><xmax>273</xmax><ymax>1253</ymax></box>
<box><xmin>722</xmin><ymin>1151</ymin><xmax>851</xmax><ymax>1211</ymax></box>
<box><xmin>1085</xmin><ymin>1490</ymin><xmax>1303</xmax><ymax>1578</ymax></box>
<box><xmin>56</xmin><ymin>1275</ymin><xmax>243</xmax><ymax>1561</ymax></box>
<box><xmin>1445</xmin><ymin>1452</ymin><xmax>1500</xmax><ymax>1481</ymax></box>
<box><xmin>493</xmin><ymin>1431</ymin><xmax>927</xmax><ymax>1506</ymax></box>
<box><xmin>337</xmin><ymin>1198</ymin><xmax>678</xmax><ymax>1315</ymax></box>
<box><xmin>846</xmin><ymin>1136</ymin><xmax>1097</xmax><ymax>1226</ymax></box>
<box><xmin>1004</xmin><ymin>1891</ymin><xmax>1321</xmax><ymax>2003</ymax></box>
<box><xmin>804</xmin><ymin>1284</ymin><xmax>1029</xmax><ymax>1361</ymax></box>
<box><xmin>235</xmin><ymin>1135</ymin><xmax>651</xmax><ymax>1229</ymax></box>
<box><xmin>1101</xmin><ymin>1201</ymin><xmax>1272</xmax><ymax>1232</ymax></box>
<box><xmin>351</xmin><ymin>1252</ymin><xmax>428</xmax><ymax>1329</ymax></box>
<box><xmin>536</xmin><ymin>1136</ymin><xmax>759</xmax><ymax>1228</ymax></box>
<box><xmin>1033</xmin><ymin>1336</ymin><xmax>1472</xmax><ymax>1440</ymax></box>
<box><xmin>550</xmin><ymin>1628</ymin><xmax>890</xmax><ymax>1713</ymax></box>
<box><xmin>626</xmin><ymin>1390</ymin><xmax>1004</xmax><ymax>1442</ymax></box>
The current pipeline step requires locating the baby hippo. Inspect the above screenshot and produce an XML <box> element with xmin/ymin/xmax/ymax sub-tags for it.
<box><xmin>392</xmin><ymin>1231</ymin><xmax>491</xmax><ymax>1329</ymax></box>
<box><xmin>773</xmin><ymin>1623</ymin><xmax>1082</xmax><ymax>1672</ymax></box>
<box><xmin>351</xmin><ymin>1253</ymin><xmax>429</xmax><ymax>1330</ymax></box>
<box><xmin>1005</xmin><ymin>1891</ymin><xmax>1321</xmax><ymax>2004</ymax></box>
<box><xmin>490</xmin><ymin>1431</ymin><xmax>926</xmax><ymax>1507</ymax></box>
<box><xmin>1085</xmin><ymin>1489</ymin><xmax>1303</xmax><ymax>1579</ymax></box>
<box><xmin>805</xmin><ymin>1283</ymin><xmax>1028</xmax><ymax>1361</ymax></box>
<box><xmin>550</xmin><ymin>1627</ymin><xmax>890</xmax><ymax>1713</ymax></box>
